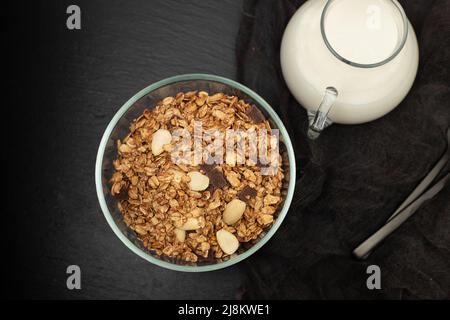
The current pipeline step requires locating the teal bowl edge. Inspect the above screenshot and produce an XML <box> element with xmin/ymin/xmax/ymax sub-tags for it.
<box><xmin>95</xmin><ymin>73</ymin><xmax>297</xmax><ymax>272</ymax></box>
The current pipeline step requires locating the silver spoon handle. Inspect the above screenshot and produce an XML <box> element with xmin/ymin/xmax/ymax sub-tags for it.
<box><xmin>353</xmin><ymin>173</ymin><xmax>449</xmax><ymax>259</ymax></box>
<box><xmin>387</xmin><ymin>152</ymin><xmax>449</xmax><ymax>222</ymax></box>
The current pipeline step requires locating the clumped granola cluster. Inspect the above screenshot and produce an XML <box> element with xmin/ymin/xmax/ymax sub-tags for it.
<box><xmin>110</xmin><ymin>91</ymin><xmax>284</xmax><ymax>263</ymax></box>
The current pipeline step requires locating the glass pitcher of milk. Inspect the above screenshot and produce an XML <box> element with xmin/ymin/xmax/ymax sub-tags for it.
<box><xmin>280</xmin><ymin>0</ymin><xmax>419</xmax><ymax>139</ymax></box>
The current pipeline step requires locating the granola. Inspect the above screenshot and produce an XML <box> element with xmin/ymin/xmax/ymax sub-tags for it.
<box><xmin>110</xmin><ymin>91</ymin><xmax>285</xmax><ymax>263</ymax></box>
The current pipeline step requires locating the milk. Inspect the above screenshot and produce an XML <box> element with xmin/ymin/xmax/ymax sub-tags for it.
<box><xmin>280</xmin><ymin>0</ymin><xmax>419</xmax><ymax>125</ymax></box>
<box><xmin>324</xmin><ymin>0</ymin><xmax>401</xmax><ymax>65</ymax></box>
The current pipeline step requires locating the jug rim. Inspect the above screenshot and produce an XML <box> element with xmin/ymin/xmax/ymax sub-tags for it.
<box><xmin>320</xmin><ymin>0</ymin><xmax>409</xmax><ymax>68</ymax></box>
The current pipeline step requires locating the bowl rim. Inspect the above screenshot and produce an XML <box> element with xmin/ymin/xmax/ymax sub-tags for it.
<box><xmin>95</xmin><ymin>73</ymin><xmax>296</xmax><ymax>272</ymax></box>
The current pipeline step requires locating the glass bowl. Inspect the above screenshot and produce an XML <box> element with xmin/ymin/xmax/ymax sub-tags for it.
<box><xmin>95</xmin><ymin>74</ymin><xmax>296</xmax><ymax>272</ymax></box>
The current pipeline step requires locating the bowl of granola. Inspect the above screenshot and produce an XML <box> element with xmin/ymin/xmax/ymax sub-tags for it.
<box><xmin>95</xmin><ymin>74</ymin><xmax>296</xmax><ymax>271</ymax></box>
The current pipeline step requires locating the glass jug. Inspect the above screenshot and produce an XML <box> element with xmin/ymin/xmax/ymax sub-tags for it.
<box><xmin>280</xmin><ymin>0</ymin><xmax>419</xmax><ymax>139</ymax></box>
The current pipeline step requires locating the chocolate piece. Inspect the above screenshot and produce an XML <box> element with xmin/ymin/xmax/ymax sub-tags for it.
<box><xmin>246</xmin><ymin>104</ymin><xmax>266</xmax><ymax>123</ymax></box>
<box><xmin>197</xmin><ymin>248</ymin><xmax>215</xmax><ymax>265</ymax></box>
<box><xmin>238</xmin><ymin>186</ymin><xmax>257</xmax><ymax>203</ymax></box>
<box><xmin>199</xmin><ymin>163</ymin><xmax>216</xmax><ymax>175</ymax></box>
<box><xmin>113</xmin><ymin>187</ymin><xmax>128</xmax><ymax>201</ymax></box>
<box><xmin>113</xmin><ymin>174</ymin><xmax>130</xmax><ymax>200</ymax></box>
<box><xmin>208</xmin><ymin>168</ymin><xmax>229</xmax><ymax>189</ymax></box>
<box><xmin>200</xmin><ymin>164</ymin><xmax>229</xmax><ymax>191</ymax></box>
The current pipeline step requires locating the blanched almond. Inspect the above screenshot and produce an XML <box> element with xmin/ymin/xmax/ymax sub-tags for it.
<box><xmin>223</xmin><ymin>199</ymin><xmax>246</xmax><ymax>225</ymax></box>
<box><xmin>151</xmin><ymin>129</ymin><xmax>172</xmax><ymax>156</ymax></box>
<box><xmin>179</xmin><ymin>217</ymin><xmax>201</xmax><ymax>231</ymax></box>
<box><xmin>216</xmin><ymin>229</ymin><xmax>239</xmax><ymax>255</ymax></box>
<box><xmin>187</xmin><ymin>171</ymin><xmax>210</xmax><ymax>191</ymax></box>
<box><xmin>174</xmin><ymin>228</ymin><xmax>186</xmax><ymax>242</ymax></box>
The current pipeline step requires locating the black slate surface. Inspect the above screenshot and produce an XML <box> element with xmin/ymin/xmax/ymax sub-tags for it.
<box><xmin>5</xmin><ymin>0</ymin><xmax>450</xmax><ymax>299</ymax></box>
<box><xmin>7</xmin><ymin>0</ymin><xmax>244</xmax><ymax>300</ymax></box>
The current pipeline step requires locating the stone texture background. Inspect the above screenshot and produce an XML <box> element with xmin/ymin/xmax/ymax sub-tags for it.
<box><xmin>5</xmin><ymin>0</ymin><xmax>449</xmax><ymax>299</ymax></box>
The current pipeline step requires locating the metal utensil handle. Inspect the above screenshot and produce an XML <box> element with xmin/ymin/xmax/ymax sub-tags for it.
<box><xmin>387</xmin><ymin>152</ymin><xmax>449</xmax><ymax>222</ymax></box>
<box><xmin>353</xmin><ymin>173</ymin><xmax>449</xmax><ymax>259</ymax></box>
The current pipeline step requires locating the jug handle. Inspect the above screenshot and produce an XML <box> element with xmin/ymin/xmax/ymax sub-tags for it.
<box><xmin>307</xmin><ymin>87</ymin><xmax>338</xmax><ymax>140</ymax></box>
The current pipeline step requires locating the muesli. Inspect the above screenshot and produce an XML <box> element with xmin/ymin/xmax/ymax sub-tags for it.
<box><xmin>110</xmin><ymin>91</ymin><xmax>284</xmax><ymax>262</ymax></box>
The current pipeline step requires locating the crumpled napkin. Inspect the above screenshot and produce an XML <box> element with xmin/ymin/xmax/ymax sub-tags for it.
<box><xmin>236</xmin><ymin>0</ymin><xmax>450</xmax><ymax>299</ymax></box>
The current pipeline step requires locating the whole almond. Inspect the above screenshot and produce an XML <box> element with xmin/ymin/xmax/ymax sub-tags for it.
<box><xmin>216</xmin><ymin>229</ymin><xmax>239</xmax><ymax>255</ymax></box>
<box><xmin>187</xmin><ymin>171</ymin><xmax>210</xmax><ymax>191</ymax></box>
<box><xmin>179</xmin><ymin>217</ymin><xmax>201</xmax><ymax>231</ymax></box>
<box><xmin>151</xmin><ymin>129</ymin><xmax>172</xmax><ymax>156</ymax></box>
<box><xmin>223</xmin><ymin>199</ymin><xmax>246</xmax><ymax>225</ymax></box>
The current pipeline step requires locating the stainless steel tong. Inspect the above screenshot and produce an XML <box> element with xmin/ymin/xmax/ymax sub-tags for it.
<box><xmin>353</xmin><ymin>128</ymin><xmax>450</xmax><ymax>259</ymax></box>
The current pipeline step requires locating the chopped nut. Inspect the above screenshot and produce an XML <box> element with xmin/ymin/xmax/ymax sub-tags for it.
<box><xmin>199</xmin><ymin>242</ymin><xmax>210</xmax><ymax>252</ymax></box>
<box><xmin>264</xmin><ymin>195</ymin><xmax>281</xmax><ymax>206</ymax></box>
<box><xmin>174</xmin><ymin>228</ymin><xmax>186</xmax><ymax>242</ymax></box>
<box><xmin>243</xmin><ymin>169</ymin><xmax>257</xmax><ymax>182</ymax></box>
<box><xmin>208</xmin><ymin>200</ymin><xmax>221</xmax><ymax>210</ymax></box>
<box><xmin>179</xmin><ymin>217</ymin><xmax>201</xmax><ymax>231</ymax></box>
<box><xmin>169</xmin><ymin>199</ymin><xmax>179</xmax><ymax>208</ymax></box>
<box><xmin>258</xmin><ymin>214</ymin><xmax>274</xmax><ymax>225</ymax></box>
<box><xmin>261</xmin><ymin>206</ymin><xmax>276</xmax><ymax>215</ymax></box>
<box><xmin>225</xmin><ymin>171</ymin><xmax>241</xmax><ymax>188</ymax></box>
<box><xmin>212</xmin><ymin>110</ymin><xmax>226</xmax><ymax>120</ymax></box>
<box><xmin>170</xmin><ymin>169</ymin><xmax>185</xmax><ymax>183</ymax></box>
<box><xmin>191</xmin><ymin>207</ymin><xmax>203</xmax><ymax>217</ymax></box>
<box><xmin>119</xmin><ymin>143</ymin><xmax>132</xmax><ymax>153</ymax></box>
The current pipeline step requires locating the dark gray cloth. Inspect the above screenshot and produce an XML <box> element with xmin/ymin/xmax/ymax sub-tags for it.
<box><xmin>236</xmin><ymin>0</ymin><xmax>450</xmax><ymax>299</ymax></box>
